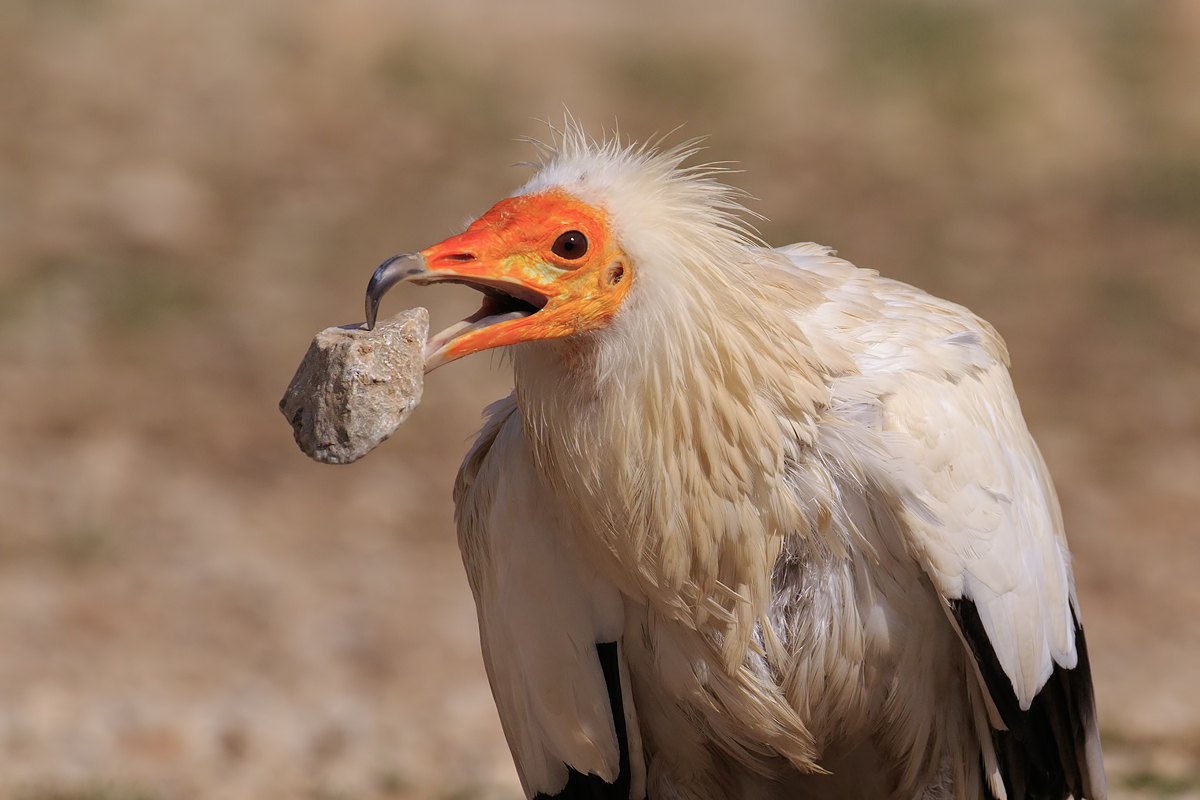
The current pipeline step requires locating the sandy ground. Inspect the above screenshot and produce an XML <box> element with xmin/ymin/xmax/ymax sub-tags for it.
<box><xmin>0</xmin><ymin>1</ymin><xmax>1198</xmax><ymax>798</ymax></box>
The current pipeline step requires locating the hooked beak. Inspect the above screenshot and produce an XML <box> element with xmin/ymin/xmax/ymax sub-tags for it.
<box><xmin>365</xmin><ymin>252</ymin><xmax>426</xmax><ymax>331</ymax></box>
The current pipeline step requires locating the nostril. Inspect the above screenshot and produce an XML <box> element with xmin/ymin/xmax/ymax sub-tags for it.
<box><xmin>445</xmin><ymin>253</ymin><xmax>476</xmax><ymax>263</ymax></box>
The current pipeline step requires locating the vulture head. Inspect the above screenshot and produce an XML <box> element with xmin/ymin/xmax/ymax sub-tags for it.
<box><xmin>365</xmin><ymin>129</ymin><xmax>773</xmax><ymax>375</ymax></box>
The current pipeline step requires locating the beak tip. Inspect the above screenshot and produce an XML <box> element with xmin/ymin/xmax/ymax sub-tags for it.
<box><xmin>364</xmin><ymin>252</ymin><xmax>425</xmax><ymax>331</ymax></box>
<box><xmin>364</xmin><ymin>296</ymin><xmax>380</xmax><ymax>331</ymax></box>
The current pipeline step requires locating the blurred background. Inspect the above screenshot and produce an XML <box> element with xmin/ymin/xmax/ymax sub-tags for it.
<box><xmin>0</xmin><ymin>0</ymin><xmax>1198</xmax><ymax>798</ymax></box>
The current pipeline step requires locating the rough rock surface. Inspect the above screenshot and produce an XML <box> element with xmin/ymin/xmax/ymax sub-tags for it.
<box><xmin>280</xmin><ymin>308</ymin><xmax>428</xmax><ymax>464</ymax></box>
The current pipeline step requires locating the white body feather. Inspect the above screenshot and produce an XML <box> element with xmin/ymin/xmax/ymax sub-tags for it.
<box><xmin>450</xmin><ymin>132</ymin><xmax>1105</xmax><ymax>800</ymax></box>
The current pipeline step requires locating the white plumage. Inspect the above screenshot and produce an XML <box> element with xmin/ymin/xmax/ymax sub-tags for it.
<box><xmin>367</xmin><ymin>127</ymin><xmax>1106</xmax><ymax>800</ymax></box>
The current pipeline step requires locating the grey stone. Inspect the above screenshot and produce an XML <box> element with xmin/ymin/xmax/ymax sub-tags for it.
<box><xmin>280</xmin><ymin>308</ymin><xmax>428</xmax><ymax>464</ymax></box>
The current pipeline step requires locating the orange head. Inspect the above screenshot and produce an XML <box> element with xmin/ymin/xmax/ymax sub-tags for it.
<box><xmin>366</xmin><ymin>189</ymin><xmax>633</xmax><ymax>370</ymax></box>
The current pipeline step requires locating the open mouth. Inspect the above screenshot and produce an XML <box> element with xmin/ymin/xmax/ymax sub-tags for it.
<box><xmin>422</xmin><ymin>277</ymin><xmax>548</xmax><ymax>357</ymax></box>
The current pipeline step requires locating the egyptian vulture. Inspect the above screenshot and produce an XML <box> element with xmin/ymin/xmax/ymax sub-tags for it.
<box><xmin>365</xmin><ymin>128</ymin><xmax>1105</xmax><ymax>800</ymax></box>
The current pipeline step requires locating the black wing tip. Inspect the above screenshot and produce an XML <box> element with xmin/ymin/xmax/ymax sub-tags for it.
<box><xmin>533</xmin><ymin>768</ymin><xmax>625</xmax><ymax>800</ymax></box>
<box><xmin>950</xmin><ymin>598</ymin><xmax>1104</xmax><ymax>800</ymax></box>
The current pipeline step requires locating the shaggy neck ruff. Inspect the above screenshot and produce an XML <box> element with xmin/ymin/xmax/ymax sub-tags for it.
<box><xmin>506</xmin><ymin>130</ymin><xmax>840</xmax><ymax>665</ymax></box>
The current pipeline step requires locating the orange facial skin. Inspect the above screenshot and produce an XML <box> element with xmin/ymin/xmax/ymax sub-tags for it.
<box><xmin>417</xmin><ymin>190</ymin><xmax>633</xmax><ymax>367</ymax></box>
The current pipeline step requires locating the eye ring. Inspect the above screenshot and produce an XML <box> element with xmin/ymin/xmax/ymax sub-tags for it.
<box><xmin>551</xmin><ymin>230</ymin><xmax>588</xmax><ymax>260</ymax></box>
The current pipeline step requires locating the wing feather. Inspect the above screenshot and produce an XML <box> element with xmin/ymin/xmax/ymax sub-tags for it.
<box><xmin>779</xmin><ymin>244</ymin><xmax>1105</xmax><ymax>799</ymax></box>
<box><xmin>455</xmin><ymin>395</ymin><xmax>643</xmax><ymax>798</ymax></box>
<box><xmin>866</xmin><ymin>291</ymin><xmax>1105</xmax><ymax>800</ymax></box>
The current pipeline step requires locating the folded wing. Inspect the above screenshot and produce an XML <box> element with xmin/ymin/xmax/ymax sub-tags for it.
<box><xmin>455</xmin><ymin>396</ymin><xmax>643</xmax><ymax>799</ymax></box>
<box><xmin>781</xmin><ymin>243</ymin><xmax>1106</xmax><ymax>799</ymax></box>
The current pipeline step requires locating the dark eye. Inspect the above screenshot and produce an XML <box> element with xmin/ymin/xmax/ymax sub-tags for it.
<box><xmin>551</xmin><ymin>230</ymin><xmax>588</xmax><ymax>260</ymax></box>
